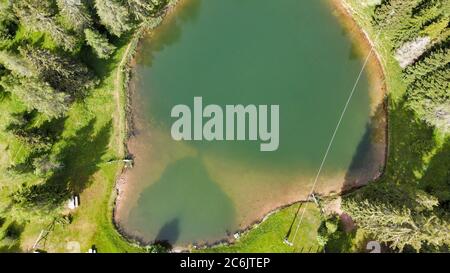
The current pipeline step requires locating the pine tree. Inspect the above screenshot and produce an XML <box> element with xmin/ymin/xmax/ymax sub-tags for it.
<box><xmin>406</xmin><ymin>66</ymin><xmax>450</xmax><ymax>132</ymax></box>
<box><xmin>0</xmin><ymin>0</ymin><xmax>17</xmax><ymax>40</ymax></box>
<box><xmin>12</xmin><ymin>0</ymin><xmax>79</xmax><ymax>51</ymax></box>
<box><xmin>391</xmin><ymin>0</ymin><xmax>445</xmax><ymax>45</ymax></box>
<box><xmin>0</xmin><ymin>75</ymin><xmax>69</xmax><ymax>118</ymax></box>
<box><xmin>343</xmin><ymin>196</ymin><xmax>450</xmax><ymax>252</ymax></box>
<box><xmin>0</xmin><ymin>50</ymin><xmax>35</xmax><ymax>77</ymax></box>
<box><xmin>84</xmin><ymin>29</ymin><xmax>116</xmax><ymax>59</ymax></box>
<box><xmin>56</xmin><ymin>0</ymin><xmax>93</xmax><ymax>32</ymax></box>
<box><xmin>32</xmin><ymin>154</ymin><xmax>63</xmax><ymax>177</ymax></box>
<box><xmin>127</xmin><ymin>0</ymin><xmax>155</xmax><ymax>21</ymax></box>
<box><xmin>373</xmin><ymin>0</ymin><xmax>449</xmax><ymax>133</ymax></box>
<box><xmin>20</xmin><ymin>46</ymin><xmax>97</xmax><ymax>96</ymax></box>
<box><xmin>373</xmin><ymin>0</ymin><xmax>422</xmax><ymax>29</ymax></box>
<box><xmin>404</xmin><ymin>47</ymin><xmax>450</xmax><ymax>83</ymax></box>
<box><xmin>94</xmin><ymin>0</ymin><xmax>133</xmax><ymax>37</ymax></box>
<box><xmin>127</xmin><ymin>0</ymin><xmax>168</xmax><ymax>21</ymax></box>
<box><xmin>6</xmin><ymin>115</ymin><xmax>52</xmax><ymax>149</ymax></box>
<box><xmin>421</xmin><ymin>17</ymin><xmax>450</xmax><ymax>42</ymax></box>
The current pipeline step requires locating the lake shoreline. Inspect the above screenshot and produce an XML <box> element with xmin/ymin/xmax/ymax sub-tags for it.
<box><xmin>112</xmin><ymin>0</ymin><xmax>388</xmax><ymax>251</ymax></box>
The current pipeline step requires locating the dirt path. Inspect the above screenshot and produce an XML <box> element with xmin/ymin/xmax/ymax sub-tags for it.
<box><xmin>113</xmin><ymin>42</ymin><xmax>134</xmax><ymax>158</ymax></box>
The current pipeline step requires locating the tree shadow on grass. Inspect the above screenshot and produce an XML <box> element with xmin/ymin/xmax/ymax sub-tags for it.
<box><xmin>325</xmin><ymin>228</ymin><xmax>356</xmax><ymax>253</ymax></box>
<box><xmin>284</xmin><ymin>203</ymin><xmax>303</xmax><ymax>240</ymax></box>
<box><xmin>50</xmin><ymin>118</ymin><xmax>112</xmax><ymax>194</ymax></box>
<box><xmin>0</xmin><ymin>243</ymin><xmax>22</xmax><ymax>253</ymax></box>
<box><xmin>4</xmin><ymin>221</ymin><xmax>24</xmax><ymax>240</ymax></box>
<box><xmin>419</xmin><ymin>138</ymin><xmax>450</xmax><ymax>206</ymax></box>
<box><xmin>382</xmin><ymin>98</ymin><xmax>437</xmax><ymax>185</ymax></box>
<box><xmin>15</xmin><ymin>119</ymin><xmax>112</xmax><ymax>207</ymax></box>
<box><xmin>0</xmin><ymin>221</ymin><xmax>24</xmax><ymax>253</ymax></box>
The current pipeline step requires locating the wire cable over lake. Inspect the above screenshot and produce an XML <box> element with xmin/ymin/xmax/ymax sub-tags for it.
<box><xmin>287</xmin><ymin>30</ymin><xmax>382</xmax><ymax>246</ymax></box>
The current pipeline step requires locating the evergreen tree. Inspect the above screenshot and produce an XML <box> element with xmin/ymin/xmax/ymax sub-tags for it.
<box><xmin>0</xmin><ymin>50</ymin><xmax>34</xmax><ymax>77</ymax></box>
<box><xmin>0</xmin><ymin>0</ymin><xmax>17</xmax><ymax>40</ymax></box>
<box><xmin>373</xmin><ymin>0</ymin><xmax>446</xmax><ymax>48</ymax></box>
<box><xmin>56</xmin><ymin>0</ymin><xmax>93</xmax><ymax>32</ymax></box>
<box><xmin>84</xmin><ymin>29</ymin><xmax>116</xmax><ymax>59</ymax></box>
<box><xmin>6</xmin><ymin>115</ymin><xmax>52</xmax><ymax>148</ymax></box>
<box><xmin>404</xmin><ymin>47</ymin><xmax>450</xmax><ymax>83</ymax></box>
<box><xmin>0</xmin><ymin>75</ymin><xmax>69</xmax><ymax>118</ymax></box>
<box><xmin>94</xmin><ymin>0</ymin><xmax>133</xmax><ymax>37</ymax></box>
<box><xmin>421</xmin><ymin>17</ymin><xmax>450</xmax><ymax>42</ymax></box>
<box><xmin>127</xmin><ymin>0</ymin><xmax>168</xmax><ymax>21</ymax></box>
<box><xmin>12</xmin><ymin>0</ymin><xmax>79</xmax><ymax>51</ymax></box>
<box><xmin>373</xmin><ymin>0</ymin><xmax>449</xmax><ymax>133</ymax></box>
<box><xmin>20</xmin><ymin>46</ymin><xmax>97</xmax><ymax>97</ymax></box>
<box><xmin>373</xmin><ymin>0</ymin><xmax>422</xmax><ymax>29</ymax></box>
<box><xmin>406</xmin><ymin>66</ymin><xmax>450</xmax><ymax>132</ymax></box>
<box><xmin>343</xmin><ymin>188</ymin><xmax>450</xmax><ymax>252</ymax></box>
<box><xmin>32</xmin><ymin>154</ymin><xmax>63</xmax><ymax>177</ymax></box>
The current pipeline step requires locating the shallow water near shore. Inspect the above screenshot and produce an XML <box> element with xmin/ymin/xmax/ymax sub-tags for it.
<box><xmin>115</xmin><ymin>0</ymin><xmax>386</xmax><ymax>246</ymax></box>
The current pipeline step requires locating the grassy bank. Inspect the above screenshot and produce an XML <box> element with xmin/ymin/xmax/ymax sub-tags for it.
<box><xmin>200</xmin><ymin>203</ymin><xmax>322</xmax><ymax>253</ymax></box>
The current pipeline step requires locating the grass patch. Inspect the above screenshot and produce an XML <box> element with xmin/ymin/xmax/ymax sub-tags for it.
<box><xmin>202</xmin><ymin>203</ymin><xmax>322</xmax><ymax>253</ymax></box>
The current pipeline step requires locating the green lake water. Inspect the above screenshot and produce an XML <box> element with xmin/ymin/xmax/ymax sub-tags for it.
<box><xmin>116</xmin><ymin>0</ymin><xmax>385</xmax><ymax>246</ymax></box>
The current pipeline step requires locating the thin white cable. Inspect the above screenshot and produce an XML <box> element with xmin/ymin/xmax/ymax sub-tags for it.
<box><xmin>289</xmin><ymin>31</ymin><xmax>381</xmax><ymax>245</ymax></box>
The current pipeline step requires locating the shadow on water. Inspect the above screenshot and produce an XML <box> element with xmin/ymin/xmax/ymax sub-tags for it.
<box><xmin>342</xmin><ymin>101</ymin><xmax>387</xmax><ymax>192</ymax></box>
<box><xmin>138</xmin><ymin>0</ymin><xmax>203</xmax><ymax>67</ymax></box>
<box><xmin>155</xmin><ymin>218</ymin><xmax>180</xmax><ymax>246</ymax></box>
<box><xmin>348</xmin><ymin>42</ymin><xmax>361</xmax><ymax>60</ymax></box>
<box><xmin>130</xmin><ymin>156</ymin><xmax>236</xmax><ymax>245</ymax></box>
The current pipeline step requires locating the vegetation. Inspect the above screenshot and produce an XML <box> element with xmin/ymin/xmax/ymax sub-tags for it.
<box><xmin>0</xmin><ymin>0</ymin><xmax>172</xmax><ymax>252</ymax></box>
<box><xmin>316</xmin><ymin>214</ymin><xmax>339</xmax><ymax>249</ymax></box>
<box><xmin>201</xmin><ymin>203</ymin><xmax>323</xmax><ymax>253</ymax></box>
<box><xmin>341</xmin><ymin>0</ymin><xmax>449</xmax><ymax>252</ymax></box>
<box><xmin>84</xmin><ymin>29</ymin><xmax>116</xmax><ymax>59</ymax></box>
<box><xmin>373</xmin><ymin>0</ymin><xmax>449</xmax><ymax>132</ymax></box>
